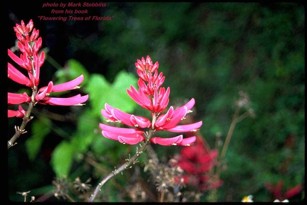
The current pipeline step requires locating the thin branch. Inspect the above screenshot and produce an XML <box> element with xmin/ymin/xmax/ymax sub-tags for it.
<box><xmin>88</xmin><ymin>135</ymin><xmax>152</xmax><ymax>202</ymax></box>
<box><xmin>8</xmin><ymin>89</ymin><xmax>37</xmax><ymax>149</ymax></box>
<box><xmin>220</xmin><ymin>107</ymin><xmax>240</xmax><ymax>159</ymax></box>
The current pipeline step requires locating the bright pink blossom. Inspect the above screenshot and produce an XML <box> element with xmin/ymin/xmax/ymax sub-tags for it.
<box><xmin>100</xmin><ymin>55</ymin><xmax>202</xmax><ymax>146</ymax></box>
<box><xmin>8</xmin><ymin>19</ymin><xmax>88</xmax><ymax>118</ymax></box>
<box><xmin>8</xmin><ymin>105</ymin><xmax>26</xmax><ymax>118</ymax></box>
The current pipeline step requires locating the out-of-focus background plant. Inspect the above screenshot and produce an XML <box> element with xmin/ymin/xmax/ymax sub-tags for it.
<box><xmin>8</xmin><ymin>2</ymin><xmax>304</xmax><ymax>202</ymax></box>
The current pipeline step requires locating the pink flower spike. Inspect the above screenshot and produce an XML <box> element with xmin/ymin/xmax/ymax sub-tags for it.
<box><xmin>167</xmin><ymin>121</ymin><xmax>203</xmax><ymax>133</ymax></box>
<box><xmin>8</xmin><ymin>105</ymin><xmax>26</xmax><ymax>118</ymax></box>
<box><xmin>177</xmin><ymin>136</ymin><xmax>197</xmax><ymax>146</ymax></box>
<box><xmin>43</xmin><ymin>94</ymin><xmax>88</xmax><ymax>106</ymax></box>
<box><xmin>8</xmin><ymin>92</ymin><xmax>30</xmax><ymax>104</ymax></box>
<box><xmin>8</xmin><ymin>63</ymin><xmax>32</xmax><ymax>87</ymax></box>
<box><xmin>150</xmin><ymin>135</ymin><xmax>183</xmax><ymax>146</ymax></box>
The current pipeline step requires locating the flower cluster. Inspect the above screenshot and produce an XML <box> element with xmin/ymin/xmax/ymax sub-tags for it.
<box><xmin>8</xmin><ymin>19</ymin><xmax>88</xmax><ymax>118</ymax></box>
<box><xmin>99</xmin><ymin>56</ymin><xmax>202</xmax><ymax>146</ymax></box>
<box><xmin>265</xmin><ymin>180</ymin><xmax>302</xmax><ymax>201</ymax></box>
<box><xmin>175</xmin><ymin>135</ymin><xmax>222</xmax><ymax>191</ymax></box>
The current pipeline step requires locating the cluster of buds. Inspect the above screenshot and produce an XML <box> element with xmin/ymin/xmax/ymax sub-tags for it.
<box><xmin>99</xmin><ymin>56</ymin><xmax>202</xmax><ymax>146</ymax></box>
<box><xmin>8</xmin><ymin>19</ymin><xmax>88</xmax><ymax>118</ymax></box>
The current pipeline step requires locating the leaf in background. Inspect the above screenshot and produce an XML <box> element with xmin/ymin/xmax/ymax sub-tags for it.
<box><xmin>54</xmin><ymin>59</ymin><xmax>89</xmax><ymax>85</ymax></box>
<box><xmin>71</xmin><ymin>110</ymin><xmax>99</xmax><ymax>153</ymax></box>
<box><xmin>26</xmin><ymin>117</ymin><xmax>51</xmax><ymax>161</ymax></box>
<box><xmin>51</xmin><ymin>141</ymin><xmax>75</xmax><ymax>177</ymax></box>
<box><xmin>112</xmin><ymin>70</ymin><xmax>137</xmax><ymax>91</ymax></box>
<box><xmin>85</xmin><ymin>74</ymin><xmax>112</xmax><ymax>117</ymax></box>
<box><xmin>108</xmin><ymin>71</ymin><xmax>138</xmax><ymax>113</ymax></box>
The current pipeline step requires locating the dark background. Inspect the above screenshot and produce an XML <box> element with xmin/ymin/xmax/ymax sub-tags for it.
<box><xmin>6</xmin><ymin>1</ymin><xmax>305</xmax><ymax>202</ymax></box>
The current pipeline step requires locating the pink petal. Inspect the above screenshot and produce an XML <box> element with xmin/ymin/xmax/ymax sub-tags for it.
<box><xmin>8</xmin><ymin>92</ymin><xmax>30</xmax><ymax>104</ymax></box>
<box><xmin>36</xmin><ymin>81</ymin><xmax>53</xmax><ymax>101</ymax></box>
<box><xmin>158</xmin><ymin>87</ymin><xmax>170</xmax><ymax>111</ymax></box>
<box><xmin>155</xmin><ymin>106</ymin><xmax>174</xmax><ymax>127</ymax></box>
<box><xmin>101</xmin><ymin>131</ymin><xmax>121</xmax><ymax>141</ymax></box>
<box><xmin>167</xmin><ymin>121</ymin><xmax>202</xmax><ymax>133</ymax></box>
<box><xmin>285</xmin><ymin>184</ymin><xmax>302</xmax><ymax>199</ymax></box>
<box><xmin>99</xmin><ymin>123</ymin><xmax>140</xmax><ymax>134</ymax></box>
<box><xmin>156</xmin><ymin>106</ymin><xmax>187</xmax><ymax>129</ymax></box>
<box><xmin>177</xmin><ymin>136</ymin><xmax>197</xmax><ymax>146</ymax></box>
<box><xmin>101</xmin><ymin>104</ymin><xmax>118</xmax><ymax>121</ymax></box>
<box><xmin>118</xmin><ymin>135</ymin><xmax>144</xmax><ymax>145</ymax></box>
<box><xmin>102</xmin><ymin>130</ymin><xmax>145</xmax><ymax>145</ymax></box>
<box><xmin>177</xmin><ymin>160</ymin><xmax>197</xmax><ymax>174</ymax></box>
<box><xmin>8</xmin><ymin>63</ymin><xmax>32</xmax><ymax>87</ymax></box>
<box><xmin>130</xmin><ymin>115</ymin><xmax>151</xmax><ymax>128</ymax></box>
<box><xmin>8</xmin><ymin>49</ymin><xmax>24</xmax><ymax>67</ymax></box>
<box><xmin>8</xmin><ymin>105</ymin><xmax>26</xmax><ymax>118</ymax></box>
<box><xmin>50</xmin><ymin>75</ymin><xmax>84</xmax><ymax>92</ymax></box>
<box><xmin>127</xmin><ymin>86</ymin><xmax>151</xmax><ymax>110</ymax></box>
<box><xmin>43</xmin><ymin>94</ymin><xmax>88</xmax><ymax>106</ymax></box>
<box><xmin>150</xmin><ymin>135</ymin><xmax>183</xmax><ymax>146</ymax></box>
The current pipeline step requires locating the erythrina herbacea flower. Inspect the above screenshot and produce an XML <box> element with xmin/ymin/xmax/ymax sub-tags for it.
<box><xmin>174</xmin><ymin>135</ymin><xmax>222</xmax><ymax>191</ymax></box>
<box><xmin>99</xmin><ymin>55</ymin><xmax>202</xmax><ymax>146</ymax></box>
<box><xmin>8</xmin><ymin>19</ymin><xmax>88</xmax><ymax>118</ymax></box>
<box><xmin>265</xmin><ymin>180</ymin><xmax>302</xmax><ymax>201</ymax></box>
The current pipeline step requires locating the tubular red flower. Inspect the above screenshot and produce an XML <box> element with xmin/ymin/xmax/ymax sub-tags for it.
<box><xmin>42</xmin><ymin>94</ymin><xmax>89</xmax><ymax>106</ymax></box>
<box><xmin>100</xmin><ymin>123</ymin><xmax>145</xmax><ymax>145</ymax></box>
<box><xmin>35</xmin><ymin>81</ymin><xmax>53</xmax><ymax>101</ymax></box>
<box><xmin>155</xmin><ymin>98</ymin><xmax>196</xmax><ymax>130</ymax></box>
<box><xmin>8</xmin><ymin>63</ymin><xmax>32</xmax><ymax>87</ymax></box>
<box><xmin>102</xmin><ymin>131</ymin><xmax>145</xmax><ymax>145</ymax></box>
<box><xmin>8</xmin><ymin>92</ymin><xmax>30</xmax><ymax>104</ymax></box>
<box><xmin>127</xmin><ymin>85</ymin><xmax>152</xmax><ymax>110</ymax></box>
<box><xmin>8</xmin><ymin>105</ymin><xmax>26</xmax><ymax>118</ymax></box>
<box><xmin>102</xmin><ymin>103</ymin><xmax>151</xmax><ymax>128</ymax></box>
<box><xmin>152</xmin><ymin>87</ymin><xmax>170</xmax><ymax>113</ymax></box>
<box><xmin>39</xmin><ymin>75</ymin><xmax>84</xmax><ymax>93</ymax></box>
<box><xmin>166</xmin><ymin>121</ymin><xmax>203</xmax><ymax>133</ymax></box>
<box><xmin>150</xmin><ymin>135</ymin><xmax>183</xmax><ymax>146</ymax></box>
<box><xmin>175</xmin><ymin>136</ymin><xmax>221</xmax><ymax>191</ymax></box>
<box><xmin>177</xmin><ymin>136</ymin><xmax>197</xmax><ymax>146</ymax></box>
<box><xmin>99</xmin><ymin>123</ymin><xmax>142</xmax><ymax>134</ymax></box>
<box><xmin>8</xmin><ymin>49</ymin><xmax>25</xmax><ymax>68</ymax></box>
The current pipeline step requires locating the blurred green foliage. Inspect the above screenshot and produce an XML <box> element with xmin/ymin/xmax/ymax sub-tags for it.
<box><xmin>8</xmin><ymin>2</ymin><xmax>304</xmax><ymax>202</ymax></box>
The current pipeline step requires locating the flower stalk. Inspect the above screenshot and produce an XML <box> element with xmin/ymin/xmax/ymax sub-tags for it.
<box><xmin>7</xmin><ymin>19</ymin><xmax>88</xmax><ymax>149</ymax></box>
<box><xmin>88</xmin><ymin>131</ymin><xmax>153</xmax><ymax>202</ymax></box>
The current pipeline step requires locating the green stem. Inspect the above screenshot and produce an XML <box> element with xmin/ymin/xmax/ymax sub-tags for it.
<box><xmin>220</xmin><ymin>107</ymin><xmax>240</xmax><ymax>159</ymax></box>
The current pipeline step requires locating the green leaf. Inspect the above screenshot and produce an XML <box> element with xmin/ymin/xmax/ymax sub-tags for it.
<box><xmin>70</xmin><ymin>110</ymin><xmax>99</xmax><ymax>153</ymax></box>
<box><xmin>26</xmin><ymin>117</ymin><xmax>51</xmax><ymax>161</ymax></box>
<box><xmin>51</xmin><ymin>141</ymin><xmax>75</xmax><ymax>177</ymax></box>
<box><xmin>54</xmin><ymin>59</ymin><xmax>89</xmax><ymax>85</ymax></box>
<box><xmin>109</xmin><ymin>71</ymin><xmax>138</xmax><ymax>113</ymax></box>
<box><xmin>85</xmin><ymin>74</ymin><xmax>112</xmax><ymax>117</ymax></box>
<box><xmin>112</xmin><ymin>70</ymin><xmax>137</xmax><ymax>91</ymax></box>
<box><xmin>107</xmin><ymin>88</ymin><xmax>136</xmax><ymax>113</ymax></box>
